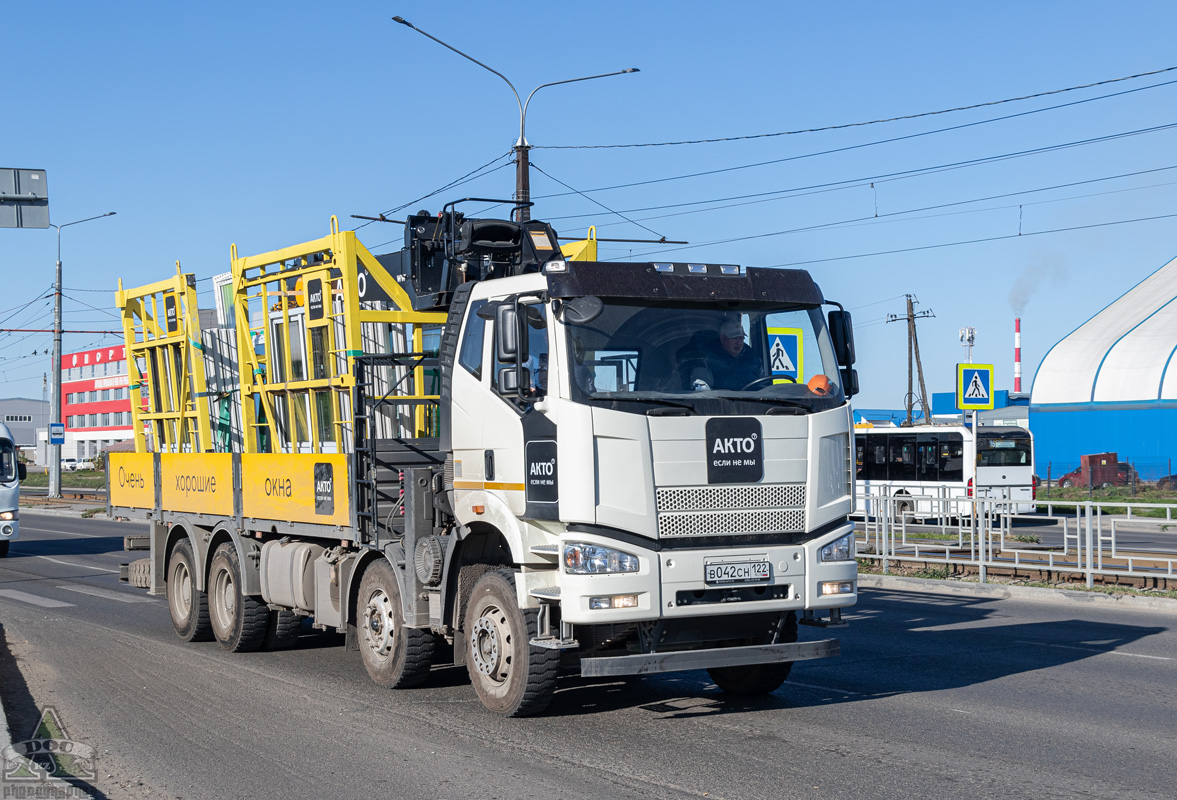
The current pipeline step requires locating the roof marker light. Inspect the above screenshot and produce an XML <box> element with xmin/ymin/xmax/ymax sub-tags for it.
<box><xmin>653</xmin><ymin>263</ymin><xmax>674</xmax><ymax>273</ymax></box>
<box><xmin>720</xmin><ymin>265</ymin><xmax>741</xmax><ymax>275</ymax></box>
<box><xmin>687</xmin><ymin>264</ymin><xmax>707</xmax><ymax>274</ymax></box>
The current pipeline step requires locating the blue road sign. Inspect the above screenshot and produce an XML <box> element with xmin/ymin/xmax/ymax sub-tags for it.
<box><xmin>49</xmin><ymin>423</ymin><xmax>65</xmax><ymax>445</ymax></box>
<box><xmin>767</xmin><ymin>328</ymin><xmax>802</xmax><ymax>382</ymax></box>
<box><xmin>956</xmin><ymin>363</ymin><xmax>994</xmax><ymax>410</ymax></box>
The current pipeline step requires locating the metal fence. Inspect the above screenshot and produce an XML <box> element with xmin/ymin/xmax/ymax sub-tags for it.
<box><xmin>855</xmin><ymin>489</ymin><xmax>1177</xmax><ymax>588</ymax></box>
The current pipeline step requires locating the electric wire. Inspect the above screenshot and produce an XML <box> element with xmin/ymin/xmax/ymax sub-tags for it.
<box><xmin>359</xmin><ymin>151</ymin><xmax>514</xmax><ymax>231</ymax></box>
<box><xmin>528</xmin><ymin>162</ymin><xmax>667</xmax><ymax>239</ymax></box>
<box><xmin>538</xmin><ymin>66</ymin><xmax>1177</xmax><ymax>149</ymax></box>
<box><xmin>761</xmin><ymin>210</ymin><xmax>1177</xmax><ymax>269</ymax></box>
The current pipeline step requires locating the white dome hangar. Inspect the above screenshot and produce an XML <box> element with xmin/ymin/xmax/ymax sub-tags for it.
<box><xmin>1030</xmin><ymin>252</ymin><xmax>1177</xmax><ymax>474</ymax></box>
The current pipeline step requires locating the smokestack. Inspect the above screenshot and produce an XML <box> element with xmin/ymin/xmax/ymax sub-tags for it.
<box><xmin>1014</xmin><ymin>317</ymin><xmax>1022</xmax><ymax>394</ymax></box>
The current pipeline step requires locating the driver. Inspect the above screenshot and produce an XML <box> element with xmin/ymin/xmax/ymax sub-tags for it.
<box><xmin>694</xmin><ymin>320</ymin><xmax>763</xmax><ymax>390</ymax></box>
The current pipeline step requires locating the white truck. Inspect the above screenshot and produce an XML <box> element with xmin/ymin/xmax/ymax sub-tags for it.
<box><xmin>110</xmin><ymin>204</ymin><xmax>861</xmax><ymax>715</ymax></box>
<box><xmin>0</xmin><ymin>422</ymin><xmax>26</xmax><ymax>557</ymax></box>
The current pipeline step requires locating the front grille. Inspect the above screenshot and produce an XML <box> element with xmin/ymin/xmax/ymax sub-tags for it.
<box><xmin>656</xmin><ymin>484</ymin><xmax>806</xmax><ymax>538</ymax></box>
<box><xmin>656</xmin><ymin>484</ymin><xmax>805</xmax><ymax>511</ymax></box>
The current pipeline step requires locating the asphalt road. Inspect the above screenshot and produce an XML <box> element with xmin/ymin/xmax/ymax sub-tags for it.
<box><xmin>1</xmin><ymin>511</ymin><xmax>1175</xmax><ymax>800</ymax></box>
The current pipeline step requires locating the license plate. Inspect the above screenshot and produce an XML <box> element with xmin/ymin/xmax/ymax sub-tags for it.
<box><xmin>704</xmin><ymin>559</ymin><xmax>771</xmax><ymax>585</ymax></box>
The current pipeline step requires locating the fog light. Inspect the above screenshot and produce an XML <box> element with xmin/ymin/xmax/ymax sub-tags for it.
<box><xmin>820</xmin><ymin>581</ymin><xmax>854</xmax><ymax>596</ymax></box>
<box><xmin>589</xmin><ymin>594</ymin><xmax>639</xmax><ymax>610</ymax></box>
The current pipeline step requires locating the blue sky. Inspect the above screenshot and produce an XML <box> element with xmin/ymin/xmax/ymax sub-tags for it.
<box><xmin>3</xmin><ymin>1</ymin><xmax>1176</xmax><ymax>409</ymax></box>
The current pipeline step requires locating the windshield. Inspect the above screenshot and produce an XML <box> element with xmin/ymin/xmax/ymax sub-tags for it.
<box><xmin>563</xmin><ymin>299</ymin><xmax>844</xmax><ymax>414</ymax></box>
<box><xmin>976</xmin><ymin>431</ymin><xmax>1033</xmax><ymax>467</ymax></box>
<box><xmin>0</xmin><ymin>440</ymin><xmax>15</xmax><ymax>483</ymax></box>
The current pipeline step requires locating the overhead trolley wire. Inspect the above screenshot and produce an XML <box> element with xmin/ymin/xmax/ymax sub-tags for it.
<box><xmin>529</xmin><ymin>162</ymin><xmax>668</xmax><ymax>240</ymax></box>
<box><xmin>538</xmin><ymin>65</ymin><xmax>1177</xmax><ymax>150</ymax></box>
<box><xmin>534</xmin><ymin>84</ymin><xmax>1177</xmax><ymax>203</ymax></box>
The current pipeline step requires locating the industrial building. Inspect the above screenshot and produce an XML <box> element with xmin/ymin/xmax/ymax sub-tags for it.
<box><xmin>0</xmin><ymin>397</ymin><xmax>49</xmax><ymax>450</ymax></box>
<box><xmin>1030</xmin><ymin>252</ymin><xmax>1177</xmax><ymax>478</ymax></box>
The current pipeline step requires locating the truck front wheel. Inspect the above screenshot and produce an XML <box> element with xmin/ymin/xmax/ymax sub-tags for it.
<box><xmin>708</xmin><ymin>611</ymin><xmax>798</xmax><ymax>695</ymax></box>
<box><xmin>464</xmin><ymin>569</ymin><xmax>559</xmax><ymax>717</ymax></box>
<box><xmin>357</xmin><ymin>560</ymin><xmax>435</xmax><ymax>688</ymax></box>
<box><xmin>208</xmin><ymin>543</ymin><xmax>268</xmax><ymax>652</ymax></box>
<box><xmin>167</xmin><ymin>539</ymin><xmax>211</xmax><ymax>642</ymax></box>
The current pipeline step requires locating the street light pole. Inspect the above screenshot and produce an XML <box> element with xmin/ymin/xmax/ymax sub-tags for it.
<box><xmin>392</xmin><ymin>17</ymin><xmax>637</xmax><ymax>222</ymax></box>
<box><xmin>47</xmin><ymin>212</ymin><xmax>116</xmax><ymax>498</ymax></box>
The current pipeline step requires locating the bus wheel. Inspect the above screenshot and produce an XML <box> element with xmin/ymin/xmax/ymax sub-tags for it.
<box><xmin>208</xmin><ymin>543</ymin><xmax>268</xmax><ymax>653</ymax></box>
<box><xmin>167</xmin><ymin>539</ymin><xmax>211</xmax><ymax>642</ymax></box>
<box><xmin>465</xmin><ymin>569</ymin><xmax>558</xmax><ymax>717</ymax></box>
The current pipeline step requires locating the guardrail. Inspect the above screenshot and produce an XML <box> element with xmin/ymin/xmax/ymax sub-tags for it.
<box><xmin>855</xmin><ymin>490</ymin><xmax>1177</xmax><ymax>588</ymax></box>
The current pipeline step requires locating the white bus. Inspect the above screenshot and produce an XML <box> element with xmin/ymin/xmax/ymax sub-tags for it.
<box><xmin>854</xmin><ymin>425</ymin><xmax>1036</xmax><ymax>519</ymax></box>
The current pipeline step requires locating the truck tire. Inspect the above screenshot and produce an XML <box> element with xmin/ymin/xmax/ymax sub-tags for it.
<box><xmin>357</xmin><ymin>559</ymin><xmax>435</xmax><ymax>688</ymax></box>
<box><xmin>708</xmin><ymin>611</ymin><xmax>798</xmax><ymax>695</ymax></box>
<box><xmin>167</xmin><ymin>539</ymin><xmax>212</xmax><ymax>642</ymax></box>
<box><xmin>127</xmin><ymin>557</ymin><xmax>151</xmax><ymax>589</ymax></box>
<box><xmin>208</xmin><ymin>543</ymin><xmax>268</xmax><ymax>653</ymax></box>
<box><xmin>263</xmin><ymin>609</ymin><xmax>302</xmax><ymax>650</ymax></box>
<box><xmin>464</xmin><ymin>569</ymin><xmax>558</xmax><ymax>717</ymax></box>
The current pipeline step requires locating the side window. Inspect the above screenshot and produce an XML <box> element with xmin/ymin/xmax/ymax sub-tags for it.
<box><xmin>458</xmin><ymin>300</ymin><xmax>488</xmax><ymax>380</ymax></box>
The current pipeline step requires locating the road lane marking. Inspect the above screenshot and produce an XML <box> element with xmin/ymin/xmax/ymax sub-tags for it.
<box><xmin>0</xmin><ymin>589</ymin><xmax>75</xmax><ymax>608</ymax></box>
<box><xmin>19</xmin><ymin>525</ymin><xmax>101</xmax><ymax>538</ymax></box>
<box><xmin>13</xmin><ymin>554</ymin><xmax>121</xmax><ymax>574</ymax></box>
<box><xmin>1015</xmin><ymin>639</ymin><xmax>1171</xmax><ymax>660</ymax></box>
<box><xmin>785</xmin><ymin>680</ymin><xmax>859</xmax><ymax>695</ymax></box>
<box><xmin>56</xmin><ymin>584</ymin><xmax>156</xmax><ymax>604</ymax></box>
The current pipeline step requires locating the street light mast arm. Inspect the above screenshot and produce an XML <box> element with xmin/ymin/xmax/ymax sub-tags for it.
<box><xmin>521</xmin><ymin>69</ymin><xmax>639</xmax><ymax>146</ymax></box>
<box><xmin>392</xmin><ymin>17</ymin><xmax>523</xmax><ymax>136</ymax></box>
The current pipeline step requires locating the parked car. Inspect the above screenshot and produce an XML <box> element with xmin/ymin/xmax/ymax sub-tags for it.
<box><xmin>76</xmin><ymin>458</ymin><xmax>96</xmax><ymax>471</ymax></box>
<box><xmin>60</xmin><ymin>458</ymin><xmax>78</xmax><ymax>472</ymax></box>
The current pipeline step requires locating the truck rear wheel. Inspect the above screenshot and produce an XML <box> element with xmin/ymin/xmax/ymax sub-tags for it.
<box><xmin>464</xmin><ymin>569</ymin><xmax>558</xmax><ymax>717</ymax></box>
<box><xmin>208</xmin><ymin>543</ymin><xmax>268</xmax><ymax>652</ymax></box>
<box><xmin>167</xmin><ymin>539</ymin><xmax>211</xmax><ymax>642</ymax></box>
<box><xmin>263</xmin><ymin>609</ymin><xmax>303</xmax><ymax>650</ymax></box>
<box><xmin>357</xmin><ymin>560</ymin><xmax>435</xmax><ymax>688</ymax></box>
<box><xmin>708</xmin><ymin>611</ymin><xmax>798</xmax><ymax>695</ymax></box>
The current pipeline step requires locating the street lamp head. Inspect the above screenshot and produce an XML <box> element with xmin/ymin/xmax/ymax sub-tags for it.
<box><xmin>392</xmin><ymin>16</ymin><xmax>412</xmax><ymax>28</ymax></box>
<box><xmin>623</xmin><ymin>68</ymin><xmax>640</xmax><ymax>73</ymax></box>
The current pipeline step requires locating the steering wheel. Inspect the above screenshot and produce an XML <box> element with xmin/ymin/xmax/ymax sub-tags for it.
<box><xmin>740</xmin><ymin>375</ymin><xmax>793</xmax><ymax>391</ymax></box>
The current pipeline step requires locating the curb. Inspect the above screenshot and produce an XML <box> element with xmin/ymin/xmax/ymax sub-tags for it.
<box><xmin>858</xmin><ymin>573</ymin><xmax>1177</xmax><ymax>614</ymax></box>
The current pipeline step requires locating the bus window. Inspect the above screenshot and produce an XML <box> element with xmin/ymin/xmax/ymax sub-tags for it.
<box><xmin>939</xmin><ymin>434</ymin><xmax>964</xmax><ymax>482</ymax></box>
<box><xmin>864</xmin><ymin>441</ymin><xmax>888</xmax><ymax>480</ymax></box>
<box><xmin>888</xmin><ymin>434</ymin><xmax>916</xmax><ymax>481</ymax></box>
<box><xmin>916</xmin><ymin>433</ymin><xmax>939</xmax><ymax>482</ymax></box>
<box><xmin>855</xmin><ymin>436</ymin><xmax>865</xmax><ymax>478</ymax></box>
<box><xmin>976</xmin><ymin>434</ymin><xmax>1031</xmax><ymax>467</ymax></box>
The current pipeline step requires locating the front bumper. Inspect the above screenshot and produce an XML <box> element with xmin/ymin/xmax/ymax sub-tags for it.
<box><xmin>580</xmin><ymin>637</ymin><xmax>840</xmax><ymax>677</ymax></box>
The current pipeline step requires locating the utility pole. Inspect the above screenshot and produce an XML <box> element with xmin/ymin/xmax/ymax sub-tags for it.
<box><xmin>887</xmin><ymin>294</ymin><xmax>935</xmax><ymax>426</ymax></box>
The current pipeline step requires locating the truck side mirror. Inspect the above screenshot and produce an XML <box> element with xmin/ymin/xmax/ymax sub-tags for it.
<box><xmin>18</xmin><ymin>463</ymin><xmax>26</xmax><ymax>481</ymax></box>
<box><xmin>495</xmin><ymin>367</ymin><xmax>532</xmax><ymax>397</ymax></box>
<box><xmin>828</xmin><ymin>310</ymin><xmax>856</xmax><ymax>366</ymax></box>
<box><xmin>841</xmin><ymin>367</ymin><xmax>859</xmax><ymax>398</ymax></box>
<box><xmin>495</xmin><ymin>303</ymin><xmax>529</xmax><ymax>364</ymax></box>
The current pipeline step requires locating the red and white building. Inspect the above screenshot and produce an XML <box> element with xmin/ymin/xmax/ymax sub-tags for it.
<box><xmin>58</xmin><ymin>345</ymin><xmax>134</xmax><ymax>460</ymax></box>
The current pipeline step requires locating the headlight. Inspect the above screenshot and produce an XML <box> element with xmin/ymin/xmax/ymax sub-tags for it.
<box><xmin>563</xmin><ymin>542</ymin><xmax>639</xmax><ymax>574</ymax></box>
<box><xmin>0</xmin><ymin>511</ymin><xmax>14</xmax><ymax>521</ymax></box>
<box><xmin>821</xmin><ymin>533</ymin><xmax>854</xmax><ymax>562</ymax></box>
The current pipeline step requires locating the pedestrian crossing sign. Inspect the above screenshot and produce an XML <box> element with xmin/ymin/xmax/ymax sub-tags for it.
<box><xmin>956</xmin><ymin>363</ymin><xmax>994</xmax><ymax>410</ymax></box>
<box><xmin>767</xmin><ymin>328</ymin><xmax>802</xmax><ymax>383</ymax></box>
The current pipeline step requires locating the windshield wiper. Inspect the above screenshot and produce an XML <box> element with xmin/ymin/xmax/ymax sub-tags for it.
<box><xmin>712</xmin><ymin>394</ymin><xmax>810</xmax><ymax>414</ymax></box>
<box><xmin>590</xmin><ymin>395</ymin><xmax>696</xmax><ymax>415</ymax></box>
